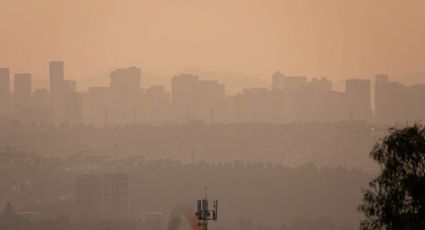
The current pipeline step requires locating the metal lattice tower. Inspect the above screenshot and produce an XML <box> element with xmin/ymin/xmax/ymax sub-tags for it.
<box><xmin>195</xmin><ymin>187</ymin><xmax>218</xmax><ymax>230</ymax></box>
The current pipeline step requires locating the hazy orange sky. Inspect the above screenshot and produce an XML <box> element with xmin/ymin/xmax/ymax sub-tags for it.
<box><xmin>1</xmin><ymin>0</ymin><xmax>424</xmax><ymax>83</ymax></box>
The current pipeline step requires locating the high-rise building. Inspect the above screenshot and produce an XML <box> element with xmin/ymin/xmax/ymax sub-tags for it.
<box><xmin>374</xmin><ymin>74</ymin><xmax>389</xmax><ymax>122</ymax></box>
<box><xmin>49</xmin><ymin>61</ymin><xmax>64</xmax><ymax>94</ymax></box>
<box><xmin>87</xmin><ymin>87</ymin><xmax>110</xmax><ymax>125</ymax></box>
<box><xmin>282</xmin><ymin>76</ymin><xmax>307</xmax><ymax>93</ymax></box>
<box><xmin>307</xmin><ymin>77</ymin><xmax>332</xmax><ymax>93</ymax></box>
<box><xmin>64</xmin><ymin>92</ymin><xmax>82</xmax><ymax>124</ymax></box>
<box><xmin>49</xmin><ymin>61</ymin><xmax>78</xmax><ymax>124</ymax></box>
<box><xmin>0</xmin><ymin>68</ymin><xmax>10</xmax><ymax>117</ymax></box>
<box><xmin>271</xmin><ymin>71</ymin><xmax>307</xmax><ymax>92</ymax></box>
<box><xmin>63</xmin><ymin>80</ymin><xmax>77</xmax><ymax>93</ymax></box>
<box><xmin>196</xmin><ymin>80</ymin><xmax>225</xmax><ymax>122</ymax></box>
<box><xmin>374</xmin><ymin>75</ymin><xmax>409</xmax><ymax>124</ymax></box>
<box><xmin>238</xmin><ymin>88</ymin><xmax>272</xmax><ymax>122</ymax></box>
<box><xmin>171</xmin><ymin>75</ymin><xmax>225</xmax><ymax>122</ymax></box>
<box><xmin>143</xmin><ymin>85</ymin><xmax>171</xmax><ymax>124</ymax></box>
<box><xmin>32</xmin><ymin>89</ymin><xmax>50</xmax><ymax>107</ymax></box>
<box><xmin>171</xmin><ymin>74</ymin><xmax>199</xmax><ymax>122</ymax></box>
<box><xmin>109</xmin><ymin>67</ymin><xmax>142</xmax><ymax>123</ymax></box>
<box><xmin>271</xmin><ymin>71</ymin><xmax>285</xmax><ymax>91</ymax></box>
<box><xmin>76</xmin><ymin>174</ymin><xmax>103</xmax><ymax>220</ymax></box>
<box><xmin>324</xmin><ymin>91</ymin><xmax>350</xmax><ymax>121</ymax></box>
<box><xmin>409</xmin><ymin>84</ymin><xmax>425</xmax><ymax>121</ymax></box>
<box><xmin>346</xmin><ymin>79</ymin><xmax>372</xmax><ymax>121</ymax></box>
<box><xmin>22</xmin><ymin>88</ymin><xmax>52</xmax><ymax>124</ymax></box>
<box><xmin>110</xmin><ymin>67</ymin><xmax>141</xmax><ymax>90</ymax></box>
<box><xmin>14</xmin><ymin>73</ymin><xmax>32</xmax><ymax>112</ymax></box>
<box><xmin>102</xmin><ymin>174</ymin><xmax>129</xmax><ymax>220</ymax></box>
<box><xmin>76</xmin><ymin>173</ymin><xmax>129</xmax><ymax>220</ymax></box>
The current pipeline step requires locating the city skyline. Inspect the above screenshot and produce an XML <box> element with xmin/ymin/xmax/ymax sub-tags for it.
<box><xmin>1</xmin><ymin>60</ymin><xmax>425</xmax><ymax>125</ymax></box>
<box><xmin>1</xmin><ymin>1</ymin><xmax>424</xmax><ymax>229</ymax></box>
<box><xmin>2</xmin><ymin>60</ymin><xmax>425</xmax><ymax>93</ymax></box>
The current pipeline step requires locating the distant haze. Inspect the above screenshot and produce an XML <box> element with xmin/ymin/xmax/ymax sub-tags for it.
<box><xmin>1</xmin><ymin>0</ymin><xmax>425</xmax><ymax>86</ymax></box>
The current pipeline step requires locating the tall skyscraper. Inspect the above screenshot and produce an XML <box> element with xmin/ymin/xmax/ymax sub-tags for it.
<box><xmin>408</xmin><ymin>84</ymin><xmax>425</xmax><ymax>121</ymax></box>
<box><xmin>49</xmin><ymin>61</ymin><xmax>67</xmax><ymax>124</ymax></box>
<box><xmin>271</xmin><ymin>71</ymin><xmax>285</xmax><ymax>91</ymax></box>
<box><xmin>171</xmin><ymin>74</ymin><xmax>199</xmax><ymax>122</ymax></box>
<box><xmin>110</xmin><ymin>67</ymin><xmax>141</xmax><ymax>90</ymax></box>
<box><xmin>374</xmin><ymin>74</ymin><xmax>389</xmax><ymax>123</ymax></box>
<box><xmin>346</xmin><ymin>79</ymin><xmax>372</xmax><ymax>121</ymax></box>
<box><xmin>374</xmin><ymin>75</ymin><xmax>409</xmax><ymax>124</ymax></box>
<box><xmin>270</xmin><ymin>71</ymin><xmax>307</xmax><ymax>92</ymax></box>
<box><xmin>109</xmin><ymin>66</ymin><xmax>142</xmax><ymax>123</ymax></box>
<box><xmin>196</xmin><ymin>80</ymin><xmax>225</xmax><ymax>122</ymax></box>
<box><xmin>49</xmin><ymin>61</ymin><xmax>64</xmax><ymax>94</ymax></box>
<box><xmin>0</xmin><ymin>68</ymin><xmax>10</xmax><ymax>117</ymax></box>
<box><xmin>143</xmin><ymin>85</ymin><xmax>171</xmax><ymax>124</ymax></box>
<box><xmin>14</xmin><ymin>73</ymin><xmax>32</xmax><ymax>112</ymax></box>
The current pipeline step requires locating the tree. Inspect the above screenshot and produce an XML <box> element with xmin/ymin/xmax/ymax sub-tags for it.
<box><xmin>359</xmin><ymin>125</ymin><xmax>425</xmax><ymax>229</ymax></box>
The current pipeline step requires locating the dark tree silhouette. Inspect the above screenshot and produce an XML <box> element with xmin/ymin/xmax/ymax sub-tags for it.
<box><xmin>360</xmin><ymin>125</ymin><xmax>425</xmax><ymax>229</ymax></box>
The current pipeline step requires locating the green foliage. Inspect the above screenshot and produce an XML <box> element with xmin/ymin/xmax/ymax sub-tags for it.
<box><xmin>360</xmin><ymin>125</ymin><xmax>425</xmax><ymax>229</ymax></box>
